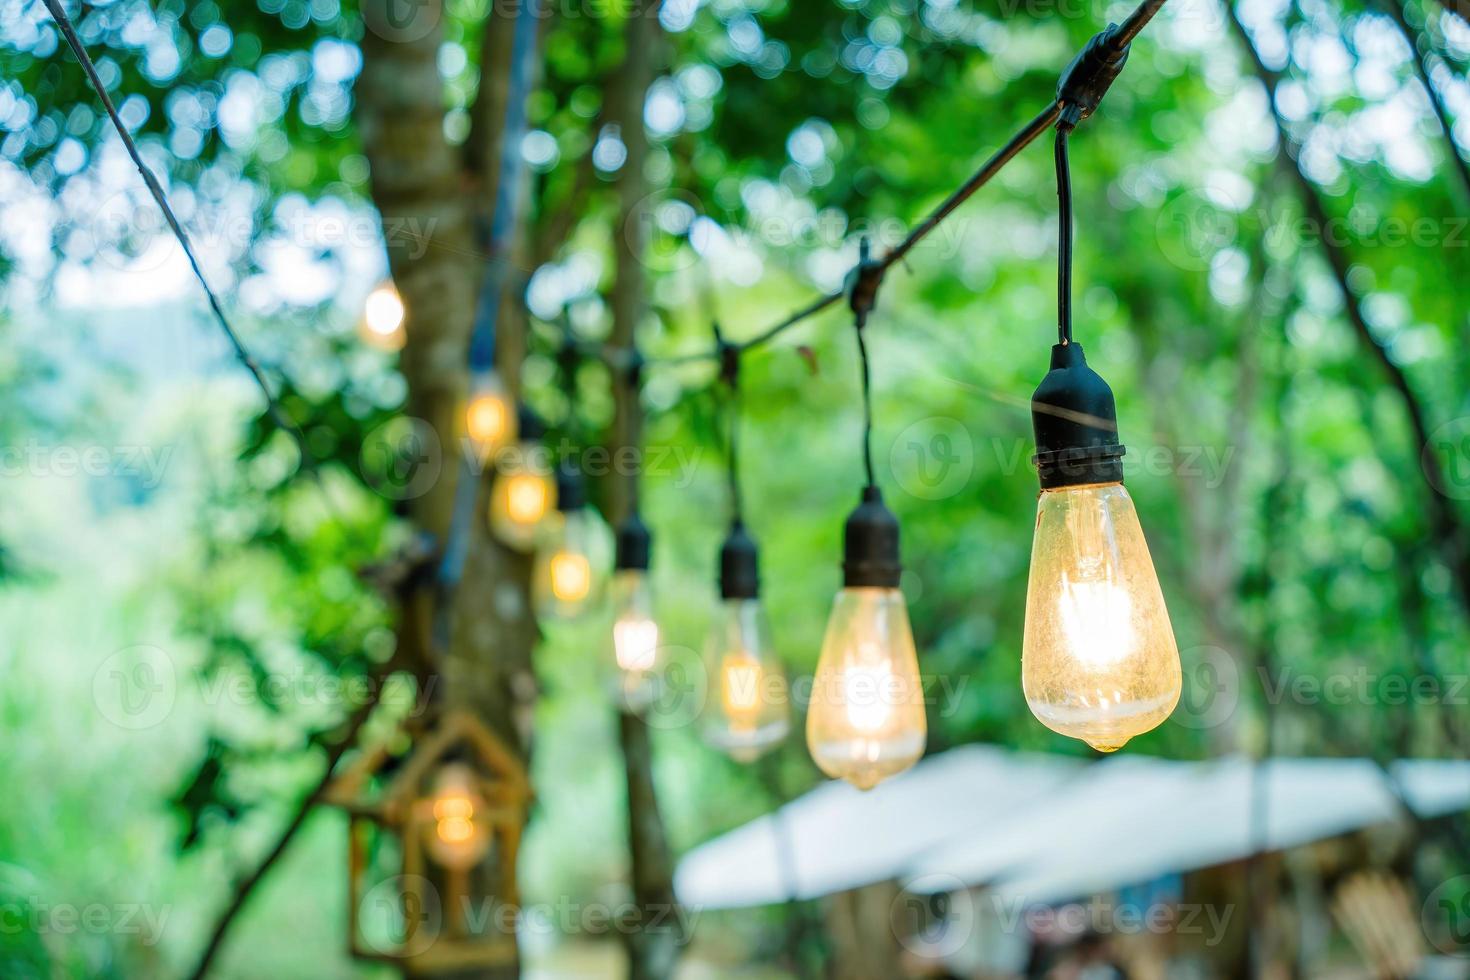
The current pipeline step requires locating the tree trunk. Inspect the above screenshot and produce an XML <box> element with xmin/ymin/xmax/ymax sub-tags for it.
<box><xmin>824</xmin><ymin>883</ymin><xmax>905</xmax><ymax>980</ymax></box>
<box><xmin>604</xmin><ymin>5</ymin><xmax>684</xmax><ymax>979</ymax></box>
<box><xmin>1228</xmin><ymin>5</ymin><xmax>1470</xmax><ymax>633</ymax></box>
<box><xmin>1378</xmin><ymin>0</ymin><xmax>1470</xmax><ymax>205</ymax></box>
<box><xmin>358</xmin><ymin>2</ymin><xmax>537</xmax><ymax>976</ymax></box>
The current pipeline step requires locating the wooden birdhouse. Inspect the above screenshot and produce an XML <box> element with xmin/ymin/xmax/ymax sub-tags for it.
<box><xmin>325</xmin><ymin>709</ymin><xmax>530</xmax><ymax>973</ymax></box>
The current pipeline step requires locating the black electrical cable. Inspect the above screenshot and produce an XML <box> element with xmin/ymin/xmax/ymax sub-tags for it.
<box><xmin>585</xmin><ymin>0</ymin><xmax>1169</xmax><ymax>371</ymax></box>
<box><xmin>882</xmin><ymin>101</ymin><xmax>1064</xmax><ymax>272</ymax></box>
<box><xmin>624</xmin><ymin>353</ymin><xmax>644</xmax><ymax>515</ymax></box>
<box><xmin>42</xmin><ymin>0</ymin><xmax>307</xmax><ymax>454</ymax></box>
<box><xmin>725</xmin><ymin>360</ymin><xmax>744</xmax><ymax>522</ymax></box>
<box><xmin>854</xmin><ymin>319</ymin><xmax>876</xmax><ymax>489</ymax></box>
<box><xmin>732</xmin><ymin>290</ymin><xmax>846</xmax><ymax>354</ymax></box>
<box><xmin>1055</xmin><ymin>126</ymin><xmax>1074</xmax><ymax>347</ymax></box>
<box><xmin>1115</xmin><ymin>0</ymin><xmax>1168</xmax><ymax>48</ymax></box>
<box><xmin>47</xmin><ymin>0</ymin><xmax>1174</xmax><ymax>473</ymax></box>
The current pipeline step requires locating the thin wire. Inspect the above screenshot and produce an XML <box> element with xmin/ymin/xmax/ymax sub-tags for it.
<box><xmin>882</xmin><ymin>101</ymin><xmax>1064</xmax><ymax>271</ymax></box>
<box><xmin>732</xmin><ymin>290</ymin><xmax>845</xmax><ymax>354</ymax></box>
<box><xmin>535</xmin><ymin>0</ymin><xmax>1169</xmax><ymax>375</ymax></box>
<box><xmin>467</xmin><ymin>0</ymin><xmax>540</xmax><ymax>372</ymax></box>
<box><xmin>440</xmin><ymin>0</ymin><xmax>541</xmax><ymax>589</ymax></box>
<box><xmin>1055</xmin><ymin>126</ymin><xmax>1074</xmax><ymax>346</ymax></box>
<box><xmin>47</xmin><ymin>0</ymin><xmax>1172</xmax><ymax>449</ymax></box>
<box><xmin>625</xmin><ymin>356</ymin><xmax>643</xmax><ymax>516</ymax></box>
<box><xmin>725</xmin><ymin>360</ymin><xmax>744</xmax><ymax>523</ymax></box>
<box><xmin>1115</xmin><ymin>0</ymin><xmax>1169</xmax><ymax>47</ymax></box>
<box><xmin>854</xmin><ymin>320</ymin><xmax>876</xmax><ymax>488</ymax></box>
<box><xmin>42</xmin><ymin>0</ymin><xmax>306</xmax><ymax>453</ymax></box>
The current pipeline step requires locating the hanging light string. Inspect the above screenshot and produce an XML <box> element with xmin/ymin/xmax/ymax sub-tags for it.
<box><xmin>42</xmin><ymin>0</ymin><xmax>308</xmax><ymax>456</ymax></box>
<box><xmin>47</xmin><ymin>0</ymin><xmax>1169</xmax><ymax>405</ymax></box>
<box><xmin>438</xmin><ymin>0</ymin><xmax>543</xmax><ymax>595</ymax></box>
<box><xmin>568</xmin><ymin>0</ymin><xmax>1166</xmax><ymax>374</ymax></box>
<box><xmin>467</xmin><ymin>0</ymin><xmax>540</xmax><ymax>374</ymax></box>
<box><xmin>47</xmin><ymin>0</ymin><xmax>1171</xmax><ymax>542</ymax></box>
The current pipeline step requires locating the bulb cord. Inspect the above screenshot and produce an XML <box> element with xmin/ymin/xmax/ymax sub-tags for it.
<box><xmin>556</xmin><ymin>317</ymin><xmax>581</xmax><ymax>454</ymax></box>
<box><xmin>846</xmin><ymin>236</ymin><xmax>883</xmax><ymax>490</ymax></box>
<box><xmin>42</xmin><ymin>0</ymin><xmax>307</xmax><ymax>454</ymax></box>
<box><xmin>715</xmin><ymin>331</ymin><xmax>746</xmax><ymax>524</ymax></box>
<box><xmin>854</xmin><ymin>320</ymin><xmax>876</xmax><ymax>489</ymax></box>
<box><xmin>1055</xmin><ymin>124</ymin><xmax>1075</xmax><ymax>347</ymax></box>
<box><xmin>624</xmin><ymin>351</ymin><xmax>645</xmax><ymax>516</ymax></box>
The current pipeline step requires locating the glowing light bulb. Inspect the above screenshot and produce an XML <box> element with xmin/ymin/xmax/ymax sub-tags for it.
<box><xmin>1022</xmin><ymin>482</ymin><xmax>1180</xmax><ymax>752</ymax></box>
<box><xmin>611</xmin><ymin>568</ymin><xmax>660</xmax><ymax>707</ymax></box>
<box><xmin>359</xmin><ymin>283</ymin><xmax>406</xmax><ymax>351</ymax></box>
<box><xmin>703</xmin><ymin>598</ymin><xmax>788</xmax><ymax>761</ymax></box>
<box><xmin>534</xmin><ymin>506</ymin><xmax>599</xmax><ymax>619</ymax></box>
<box><xmin>464</xmin><ymin>374</ymin><xmax>514</xmax><ymax>460</ymax></box>
<box><xmin>552</xmin><ymin>552</ymin><xmax>590</xmax><ymax>600</ymax></box>
<box><xmin>424</xmin><ymin>763</ymin><xmax>492</xmax><ymax>871</ymax></box>
<box><xmin>807</xmin><ymin>586</ymin><xmax>927</xmax><ymax>791</ymax></box>
<box><xmin>489</xmin><ymin>454</ymin><xmax>554</xmax><ymax>552</ymax></box>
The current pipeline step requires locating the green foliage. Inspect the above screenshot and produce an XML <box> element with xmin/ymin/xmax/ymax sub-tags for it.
<box><xmin>5</xmin><ymin>0</ymin><xmax>1470</xmax><ymax>974</ymax></box>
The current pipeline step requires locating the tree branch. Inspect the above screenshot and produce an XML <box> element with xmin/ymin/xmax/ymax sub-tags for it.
<box><xmin>1427</xmin><ymin>0</ymin><xmax>1470</xmax><ymax>28</ymax></box>
<box><xmin>184</xmin><ymin>667</ymin><xmax>392</xmax><ymax>980</ymax></box>
<box><xmin>1379</xmin><ymin>0</ymin><xmax>1470</xmax><ymax>205</ymax></box>
<box><xmin>1228</xmin><ymin>2</ymin><xmax>1470</xmax><ymax>625</ymax></box>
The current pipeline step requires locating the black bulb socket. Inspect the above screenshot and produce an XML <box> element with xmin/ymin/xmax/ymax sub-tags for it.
<box><xmin>517</xmin><ymin>403</ymin><xmax>546</xmax><ymax>442</ymax></box>
<box><xmin>719</xmin><ymin>520</ymin><xmax>761</xmax><ymax>600</ymax></box>
<box><xmin>842</xmin><ymin>485</ymin><xmax>901</xmax><ymax>589</ymax></box>
<box><xmin>1031</xmin><ymin>342</ymin><xmax>1126</xmax><ymax>490</ymax></box>
<box><xmin>615</xmin><ymin>511</ymin><xmax>652</xmax><ymax>572</ymax></box>
<box><xmin>555</xmin><ymin>459</ymin><xmax>586</xmax><ymax>511</ymax></box>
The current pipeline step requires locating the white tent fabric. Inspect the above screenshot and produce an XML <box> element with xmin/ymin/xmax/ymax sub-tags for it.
<box><xmin>673</xmin><ymin>746</ymin><xmax>1081</xmax><ymax>909</ymax></box>
<box><xmin>926</xmin><ymin>756</ymin><xmax>1470</xmax><ymax>905</ymax></box>
<box><xmin>675</xmin><ymin>749</ymin><xmax>1470</xmax><ymax>911</ymax></box>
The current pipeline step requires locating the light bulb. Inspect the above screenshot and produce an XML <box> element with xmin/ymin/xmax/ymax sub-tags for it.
<box><xmin>359</xmin><ymin>283</ymin><xmax>406</xmax><ymax>351</ymax></box>
<box><xmin>489</xmin><ymin>453</ymin><xmax>554</xmax><ymax>551</ymax></box>
<box><xmin>424</xmin><ymin>763</ymin><xmax>492</xmax><ymax>871</ymax></box>
<box><xmin>534</xmin><ymin>508</ymin><xmax>597</xmax><ymax>619</ymax></box>
<box><xmin>1025</xmin><ymin>341</ymin><xmax>1180</xmax><ymax>752</ymax></box>
<box><xmin>806</xmin><ymin>488</ymin><xmax>926</xmax><ymax>791</ymax></box>
<box><xmin>703</xmin><ymin>598</ymin><xmax>788</xmax><ymax>761</ymax></box>
<box><xmin>808</xmin><ymin>587</ymin><xmax>927</xmax><ymax>789</ymax></box>
<box><xmin>612</xmin><ymin>568</ymin><xmax>659</xmax><ymax>678</ymax></box>
<box><xmin>464</xmin><ymin>373</ymin><xmax>515</xmax><ymax>460</ymax></box>
<box><xmin>1022</xmin><ymin>482</ymin><xmax>1179</xmax><ymax>752</ymax></box>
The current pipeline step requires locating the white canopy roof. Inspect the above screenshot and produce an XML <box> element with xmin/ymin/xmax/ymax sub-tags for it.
<box><xmin>674</xmin><ymin>745</ymin><xmax>1081</xmax><ymax>908</ymax></box>
<box><xmin>930</xmin><ymin>756</ymin><xmax>1470</xmax><ymax>905</ymax></box>
<box><xmin>676</xmin><ymin>750</ymin><xmax>1470</xmax><ymax>911</ymax></box>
